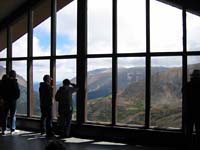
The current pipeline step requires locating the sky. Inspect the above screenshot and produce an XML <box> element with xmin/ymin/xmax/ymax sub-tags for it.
<box><xmin>0</xmin><ymin>0</ymin><xmax>200</xmax><ymax>82</ymax></box>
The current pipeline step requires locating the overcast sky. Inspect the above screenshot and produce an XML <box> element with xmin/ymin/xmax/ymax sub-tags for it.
<box><xmin>0</xmin><ymin>0</ymin><xmax>200</xmax><ymax>82</ymax></box>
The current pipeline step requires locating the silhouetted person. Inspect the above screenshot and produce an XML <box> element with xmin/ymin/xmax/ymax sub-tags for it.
<box><xmin>182</xmin><ymin>69</ymin><xmax>200</xmax><ymax>149</ymax></box>
<box><xmin>39</xmin><ymin>74</ymin><xmax>54</xmax><ymax>137</ymax></box>
<box><xmin>0</xmin><ymin>74</ymin><xmax>9</xmax><ymax>130</ymax></box>
<box><xmin>1</xmin><ymin>70</ymin><xmax>20</xmax><ymax>135</ymax></box>
<box><xmin>45</xmin><ymin>140</ymin><xmax>66</xmax><ymax>150</ymax></box>
<box><xmin>55</xmin><ymin>79</ymin><xmax>78</xmax><ymax>138</ymax></box>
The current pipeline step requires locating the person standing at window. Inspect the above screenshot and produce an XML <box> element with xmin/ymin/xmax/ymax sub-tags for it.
<box><xmin>1</xmin><ymin>70</ymin><xmax>20</xmax><ymax>135</ymax></box>
<box><xmin>39</xmin><ymin>74</ymin><xmax>54</xmax><ymax>137</ymax></box>
<box><xmin>182</xmin><ymin>69</ymin><xmax>200</xmax><ymax>149</ymax></box>
<box><xmin>0</xmin><ymin>74</ymin><xmax>8</xmax><ymax>131</ymax></box>
<box><xmin>55</xmin><ymin>79</ymin><xmax>78</xmax><ymax>138</ymax></box>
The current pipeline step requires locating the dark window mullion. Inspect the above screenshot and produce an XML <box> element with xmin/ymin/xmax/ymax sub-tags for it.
<box><xmin>77</xmin><ymin>0</ymin><xmax>87</xmax><ymax>124</ymax></box>
<box><xmin>112</xmin><ymin>0</ymin><xmax>117</xmax><ymax>126</ymax></box>
<box><xmin>145</xmin><ymin>0</ymin><xmax>150</xmax><ymax>128</ymax></box>
<box><xmin>182</xmin><ymin>7</ymin><xmax>187</xmax><ymax>131</ymax></box>
<box><xmin>27</xmin><ymin>7</ymin><xmax>34</xmax><ymax>117</ymax></box>
<box><xmin>50</xmin><ymin>0</ymin><xmax>57</xmax><ymax>119</ymax></box>
<box><xmin>6</xmin><ymin>26</ymin><xmax>12</xmax><ymax>73</ymax></box>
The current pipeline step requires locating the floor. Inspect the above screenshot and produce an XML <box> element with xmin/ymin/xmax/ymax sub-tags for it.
<box><xmin>0</xmin><ymin>130</ymin><xmax>179</xmax><ymax>150</ymax></box>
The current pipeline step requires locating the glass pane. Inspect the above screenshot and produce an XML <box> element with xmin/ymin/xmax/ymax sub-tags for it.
<box><xmin>0</xmin><ymin>49</ymin><xmax>6</xmax><ymax>58</ymax></box>
<box><xmin>150</xmin><ymin>56</ymin><xmax>182</xmax><ymax>129</ymax></box>
<box><xmin>188</xmin><ymin>56</ymin><xmax>200</xmax><ymax>80</ymax></box>
<box><xmin>12</xmin><ymin>34</ymin><xmax>27</xmax><ymax>57</ymax></box>
<box><xmin>33</xmin><ymin>0</ymin><xmax>50</xmax><ymax>57</ymax></box>
<box><xmin>12</xmin><ymin>14</ymin><xmax>27</xmax><ymax>57</ymax></box>
<box><xmin>56</xmin><ymin>59</ymin><xmax>76</xmax><ymax>120</ymax></box>
<box><xmin>150</xmin><ymin>0</ymin><xmax>182</xmax><ymax>52</ymax></box>
<box><xmin>13</xmin><ymin>61</ymin><xmax>27</xmax><ymax>115</ymax></box>
<box><xmin>33</xmin><ymin>60</ymin><xmax>50</xmax><ymax>116</ymax></box>
<box><xmin>0</xmin><ymin>61</ymin><xmax>6</xmax><ymax>77</ymax></box>
<box><xmin>118</xmin><ymin>0</ymin><xmax>146</xmax><ymax>53</ymax></box>
<box><xmin>117</xmin><ymin>57</ymin><xmax>145</xmax><ymax>126</ymax></box>
<box><xmin>187</xmin><ymin>12</ymin><xmax>200</xmax><ymax>51</ymax></box>
<box><xmin>87</xmin><ymin>58</ymin><xmax>112</xmax><ymax>123</ymax></box>
<box><xmin>88</xmin><ymin>0</ymin><xmax>112</xmax><ymax>54</ymax></box>
<box><xmin>57</xmin><ymin>0</ymin><xmax>77</xmax><ymax>55</ymax></box>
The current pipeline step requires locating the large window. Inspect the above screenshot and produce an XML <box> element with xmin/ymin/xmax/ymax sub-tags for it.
<box><xmin>2</xmin><ymin>0</ymin><xmax>200</xmax><ymax>131</ymax></box>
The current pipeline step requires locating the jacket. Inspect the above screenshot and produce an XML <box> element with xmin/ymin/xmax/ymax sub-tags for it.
<box><xmin>55</xmin><ymin>85</ymin><xmax>78</xmax><ymax>112</ymax></box>
<box><xmin>39</xmin><ymin>82</ymin><xmax>53</xmax><ymax>108</ymax></box>
<box><xmin>1</xmin><ymin>78</ymin><xmax>20</xmax><ymax>103</ymax></box>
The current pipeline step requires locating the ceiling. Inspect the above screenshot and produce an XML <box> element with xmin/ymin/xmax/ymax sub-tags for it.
<box><xmin>0</xmin><ymin>0</ymin><xmax>28</xmax><ymax>23</ymax></box>
<box><xmin>0</xmin><ymin>0</ymin><xmax>42</xmax><ymax>31</ymax></box>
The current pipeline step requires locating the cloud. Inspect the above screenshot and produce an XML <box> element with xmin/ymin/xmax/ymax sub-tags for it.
<box><xmin>57</xmin><ymin>1</ymin><xmax>77</xmax><ymax>40</ymax></box>
<box><xmin>88</xmin><ymin>58</ymin><xmax>112</xmax><ymax>71</ymax></box>
<box><xmin>87</xmin><ymin>0</ymin><xmax>112</xmax><ymax>54</ymax></box>
<box><xmin>33</xmin><ymin>36</ymin><xmax>51</xmax><ymax>56</ymax></box>
<box><xmin>12</xmin><ymin>32</ymin><xmax>51</xmax><ymax>57</ymax></box>
<box><xmin>56</xmin><ymin>59</ymin><xmax>76</xmax><ymax>81</ymax></box>
<box><xmin>151</xmin><ymin>56</ymin><xmax>182</xmax><ymax>67</ymax></box>
<box><xmin>118</xmin><ymin>57</ymin><xmax>145</xmax><ymax>68</ymax></box>
<box><xmin>117</xmin><ymin>0</ymin><xmax>146</xmax><ymax>53</ymax></box>
<box><xmin>56</xmin><ymin>43</ymin><xmax>76</xmax><ymax>55</ymax></box>
<box><xmin>188</xmin><ymin>56</ymin><xmax>200</xmax><ymax>65</ymax></box>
